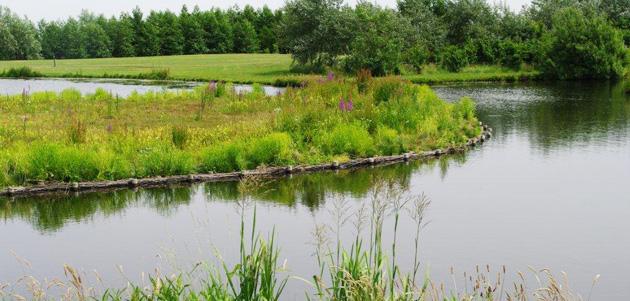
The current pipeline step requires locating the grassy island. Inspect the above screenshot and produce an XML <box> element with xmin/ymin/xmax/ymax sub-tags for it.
<box><xmin>0</xmin><ymin>76</ymin><xmax>480</xmax><ymax>188</ymax></box>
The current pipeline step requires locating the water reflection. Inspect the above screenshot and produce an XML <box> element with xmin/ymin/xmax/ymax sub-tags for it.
<box><xmin>0</xmin><ymin>78</ymin><xmax>285</xmax><ymax>97</ymax></box>
<box><xmin>0</xmin><ymin>155</ymin><xmax>468</xmax><ymax>233</ymax></box>
<box><xmin>434</xmin><ymin>81</ymin><xmax>630</xmax><ymax>152</ymax></box>
<box><xmin>1</xmin><ymin>81</ymin><xmax>629</xmax><ymax>299</ymax></box>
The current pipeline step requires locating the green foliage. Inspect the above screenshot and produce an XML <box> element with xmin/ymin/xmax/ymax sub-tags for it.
<box><xmin>356</xmin><ymin>69</ymin><xmax>372</xmax><ymax>94</ymax></box>
<box><xmin>247</xmin><ymin>133</ymin><xmax>294</xmax><ymax>167</ymax></box>
<box><xmin>539</xmin><ymin>7</ymin><xmax>627</xmax><ymax>79</ymax></box>
<box><xmin>498</xmin><ymin>40</ymin><xmax>522</xmax><ymax>70</ymax></box>
<box><xmin>0</xmin><ymin>6</ymin><xmax>41</xmax><ymax>60</ymax></box>
<box><xmin>171</xmin><ymin>126</ymin><xmax>189</xmax><ymax>149</ymax></box>
<box><xmin>0</xmin><ymin>66</ymin><xmax>43</xmax><ymax>78</ymax></box>
<box><xmin>440</xmin><ymin>45</ymin><xmax>469</xmax><ymax>72</ymax></box>
<box><xmin>139</xmin><ymin>69</ymin><xmax>170</xmax><ymax>80</ymax></box>
<box><xmin>373</xmin><ymin>78</ymin><xmax>406</xmax><ymax>104</ymax></box>
<box><xmin>317</xmin><ymin>123</ymin><xmax>374</xmax><ymax>157</ymax></box>
<box><xmin>200</xmin><ymin>142</ymin><xmax>247</xmax><ymax>173</ymax></box>
<box><xmin>281</xmin><ymin>0</ymin><xmax>356</xmax><ymax>67</ymax></box>
<box><xmin>67</xmin><ymin>120</ymin><xmax>87</xmax><ymax>144</ymax></box>
<box><xmin>0</xmin><ymin>78</ymin><xmax>480</xmax><ymax>187</ymax></box>
<box><xmin>404</xmin><ymin>44</ymin><xmax>431</xmax><ymax>72</ymax></box>
<box><xmin>233</xmin><ymin>20</ymin><xmax>259</xmax><ymax>53</ymax></box>
<box><xmin>343</xmin><ymin>3</ymin><xmax>407</xmax><ymax>76</ymax></box>
<box><xmin>375</xmin><ymin>126</ymin><xmax>404</xmax><ymax>155</ymax></box>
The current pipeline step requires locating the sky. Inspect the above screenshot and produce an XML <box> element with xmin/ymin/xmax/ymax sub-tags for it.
<box><xmin>2</xmin><ymin>0</ymin><xmax>532</xmax><ymax>21</ymax></box>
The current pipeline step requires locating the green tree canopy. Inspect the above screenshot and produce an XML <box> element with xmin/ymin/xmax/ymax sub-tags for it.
<box><xmin>539</xmin><ymin>7</ymin><xmax>626</xmax><ymax>79</ymax></box>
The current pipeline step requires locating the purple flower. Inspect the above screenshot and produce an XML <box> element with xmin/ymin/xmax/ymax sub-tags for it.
<box><xmin>327</xmin><ymin>71</ymin><xmax>335</xmax><ymax>81</ymax></box>
<box><xmin>339</xmin><ymin>98</ymin><xmax>346</xmax><ymax>112</ymax></box>
<box><xmin>346</xmin><ymin>98</ymin><xmax>353</xmax><ymax>111</ymax></box>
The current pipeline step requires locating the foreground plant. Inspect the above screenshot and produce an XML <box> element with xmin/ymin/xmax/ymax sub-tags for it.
<box><xmin>0</xmin><ymin>184</ymin><xmax>598</xmax><ymax>300</ymax></box>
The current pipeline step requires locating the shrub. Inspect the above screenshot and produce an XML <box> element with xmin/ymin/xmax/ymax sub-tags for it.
<box><xmin>28</xmin><ymin>143</ymin><xmax>100</xmax><ymax>182</ymax></box>
<box><xmin>539</xmin><ymin>7</ymin><xmax>626</xmax><ymax>79</ymax></box>
<box><xmin>0</xmin><ymin>66</ymin><xmax>43</xmax><ymax>78</ymax></box>
<box><xmin>139</xmin><ymin>147</ymin><xmax>194</xmax><ymax>177</ymax></box>
<box><xmin>317</xmin><ymin>123</ymin><xmax>374</xmax><ymax>157</ymax></box>
<box><xmin>200</xmin><ymin>142</ymin><xmax>247</xmax><ymax>173</ymax></box>
<box><xmin>60</xmin><ymin>88</ymin><xmax>82</xmax><ymax>101</ymax></box>
<box><xmin>440</xmin><ymin>45</ymin><xmax>468</xmax><ymax>72</ymax></box>
<box><xmin>499</xmin><ymin>40</ymin><xmax>522</xmax><ymax>70</ymax></box>
<box><xmin>375</xmin><ymin>126</ymin><xmax>404</xmax><ymax>155</ymax></box>
<box><xmin>140</xmin><ymin>69</ymin><xmax>171</xmax><ymax>80</ymax></box>
<box><xmin>404</xmin><ymin>44</ymin><xmax>430</xmax><ymax>72</ymax></box>
<box><xmin>373</xmin><ymin>78</ymin><xmax>406</xmax><ymax>105</ymax></box>
<box><xmin>247</xmin><ymin>133</ymin><xmax>294</xmax><ymax>167</ymax></box>
<box><xmin>453</xmin><ymin>97</ymin><xmax>477</xmax><ymax>121</ymax></box>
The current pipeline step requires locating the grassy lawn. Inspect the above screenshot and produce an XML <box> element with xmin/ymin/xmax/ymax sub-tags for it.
<box><xmin>403</xmin><ymin>64</ymin><xmax>541</xmax><ymax>84</ymax></box>
<box><xmin>0</xmin><ymin>54</ymin><xmax>541</xmax><ymax>85</ymax></box>
<box><xmin>0</xmin><ymin>54</ymin><xmax>314</xmax><ymax>85</ymax></box>
<box><xmin>0</xmin><ymin>77</ymin><xmax>481</xmax><ymax>188</ymax></box>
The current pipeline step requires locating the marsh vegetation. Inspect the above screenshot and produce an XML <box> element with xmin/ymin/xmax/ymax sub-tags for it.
<box><xmin>0</xmin><ymin>76</ymin><xmax>480</xmax><ymax>188</ymax></box>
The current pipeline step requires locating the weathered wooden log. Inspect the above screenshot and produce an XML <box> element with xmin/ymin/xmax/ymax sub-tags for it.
<box><xmin>0</xmin><ymin>126</ymin><xmax>493</xmax><ymax>198</ymax></box>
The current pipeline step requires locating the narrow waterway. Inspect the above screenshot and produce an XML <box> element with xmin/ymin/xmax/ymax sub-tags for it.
<box><xmin>0</xmin><ymin>78</ymin><xmax>285</xmax><ymax>96</ymax></box>
<box><xmin>1</xmin><ymin>80</ymin><xmax>629</xmax><ymax>299</ymax></box>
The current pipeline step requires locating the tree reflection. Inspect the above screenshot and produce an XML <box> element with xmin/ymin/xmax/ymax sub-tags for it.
<box><xmin>0</xmin><ymin>154</ymin><xmax>468</xmax><ymax>233</ymax></box>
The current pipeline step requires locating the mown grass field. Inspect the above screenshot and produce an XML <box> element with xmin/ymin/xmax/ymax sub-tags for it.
<box><xmin>0</xmin><ymin>54</ymin><xmax>311</xmax><ymax>85</ymax></box>
<box><xmin>0</xmin><ymin>54</ymin><xmax>541</xmax><ymax>85</ymax></box>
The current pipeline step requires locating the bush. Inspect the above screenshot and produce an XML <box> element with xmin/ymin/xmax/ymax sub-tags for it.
<box><xmin>139</xmin><ymin>147</ymin><xmax>194</xmax><ymax>177</ymax></box>
<box><xmin>60</xmin><ymin>88</ymin><xmax>82</xmax><ymax>101</ymax></box>
<box><xmin>499</xmin><ymin>40</ymin><xmax>522</xmax><ymax>70</ymax></box>
<box><xmin>373</xmin><ymin>78</ymin><xmax>406</xmax><ymax>105</ymax></box>
<box><xmin>140</xmin><ymin>69</ymin><xmax>171</xmax><ymax>80</ymax></box>
<box><xmin>317</xmin><ymin>123</ymin><xmax>374</xmax><ymax>157</ymax></box>
<box><xmin>247</xmin><ymin>133</ymin><xmax>294</xmax><ymax>167</ymax></box>
<box><xmin>539</xmin><ymin>7</ymin><xmax>626</xmax><ymax>79</ymax></box>
<box><xmin>28</xmin><ymin>143</ymin><xmax>100</xmax><ymax>182</ymax></box>
<box><xmin>0</xmin><ymin>66</ymin><xmax>43</xmax><ymax>78</ymax></box>
<box><xmin>200</xmin><ymin>142</ymin><xmax>247</xmax><ymax>173</ymax></box>
<box><xmin>404</xmin><ymin>44</ymin><xmax>430</xmax><ymax>72</ymax></box>
<box><xmin>440</xmin><ymin>45</ymin><xmax>468</xmax><ymax>72</ymax></box>
<box><xmin>453</xmin><ymin>97</ymin><xmax>477</xmax><ymax>121</ymax></box>
<box><xmin>375</xmin><ymin>126</ymin><xmax>404</xmax><ymax>155</ymax></box>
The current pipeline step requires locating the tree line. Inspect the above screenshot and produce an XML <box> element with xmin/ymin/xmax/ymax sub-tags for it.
<box><xmin>0</xmin><ymin>5</ymin><xmax>284</xmax><ymax>60</ymax></box>
<box><xmin>282</xmin><ymin>0</ymin><xmax>629</xmax><ymax>79</ymax></box>
<box><xmin>0</xmin><ymin>0</ymin><xmax>628</xmax><ymax>79</ymax></box>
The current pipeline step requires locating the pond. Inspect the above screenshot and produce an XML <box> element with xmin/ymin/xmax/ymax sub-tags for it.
<box><xmin>1</xmin><ymin>80</ymin><xmax>629</xmax><ymax>299</ymax></box>
<box><xmin>0</xmin><ymin>78</ymin><xmax>285</xmax><ymax>97</ymax></box>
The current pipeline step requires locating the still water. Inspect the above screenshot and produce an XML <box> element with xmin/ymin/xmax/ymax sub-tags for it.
<box><xmin>0</xmin><ymin>78</ymin><xmax>285</xmax><ymax>96</ymax></box>
<box><xmin>1</xmin><ymin>81</ymin><xmax>629</xmax><ymax>299</ymax></box>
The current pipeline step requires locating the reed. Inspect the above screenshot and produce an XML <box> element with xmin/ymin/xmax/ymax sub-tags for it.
<box><xmin>0</xmin><ymin>185</ymin><xmax>599</xmax><ymax>301</ymax></box>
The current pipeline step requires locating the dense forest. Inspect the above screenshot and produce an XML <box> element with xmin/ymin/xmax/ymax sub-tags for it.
<box><xmin>0</xmin><ymin>0</ymin><xmax>628</xmax><ymax>79</ymax></box>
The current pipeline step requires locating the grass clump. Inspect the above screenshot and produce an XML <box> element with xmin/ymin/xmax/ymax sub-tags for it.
<box><xmin>317</xmin><ymin>123</ymin><xmax>374</xmax><ymax>157</ymax></box>
<box><xmin>0</xmin><ymin>76</ymin><xmax>481</xmax><ymax>188</ymax></box>
<box><xmin>0</xmin><ymin>66</ymin><xmax>43</xmax><ymax>78</ymax></box>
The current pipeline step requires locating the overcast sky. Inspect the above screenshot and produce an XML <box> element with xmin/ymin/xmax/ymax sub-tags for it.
<box><xmin>3</xmin><ymin>0</ymin><xmax>531</xmax><ymax>21</ymax></box>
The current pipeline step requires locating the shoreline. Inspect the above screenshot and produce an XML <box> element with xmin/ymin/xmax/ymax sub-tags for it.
<box><xmin>0</xmin><ymin>125</ymin><xmax>492</xmax><ymax>198</ymax></box>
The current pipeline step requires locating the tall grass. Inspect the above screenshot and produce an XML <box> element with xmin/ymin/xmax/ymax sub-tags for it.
<box><xmin>0</xmin><ymin>185</ymin><xmax>598</xmax><ymax>300</ymax></box>
<box><xmin>0</xmin><ymin>76</ymin><xmax>482</xmax><ymax>188</ymax></box>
